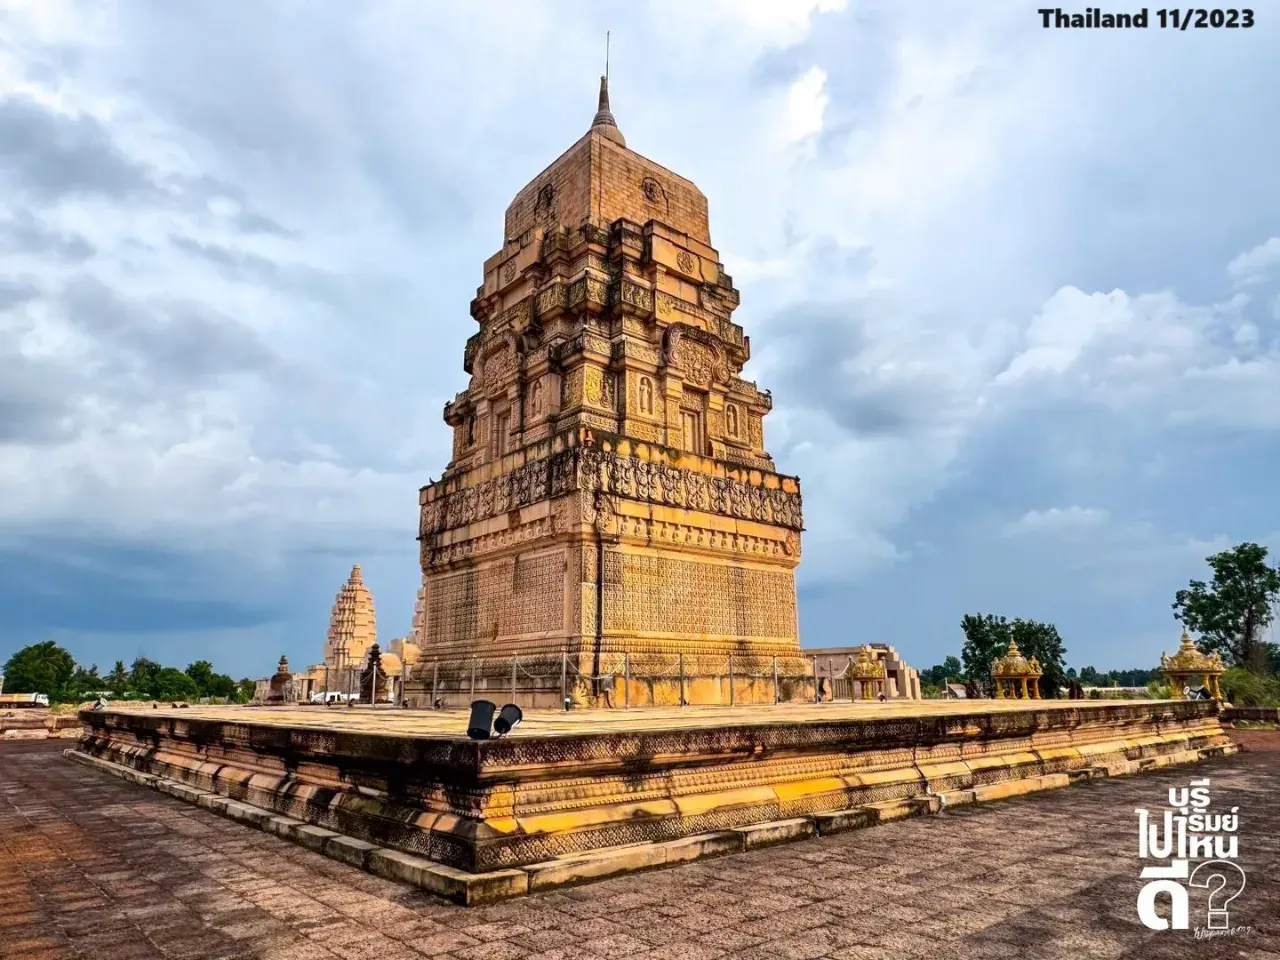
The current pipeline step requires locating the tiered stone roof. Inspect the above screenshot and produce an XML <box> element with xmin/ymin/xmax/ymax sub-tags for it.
<box><xmin>324</xmin><ymin>564</ymin><xmax>377</xmax><ymax>668</ymax></box>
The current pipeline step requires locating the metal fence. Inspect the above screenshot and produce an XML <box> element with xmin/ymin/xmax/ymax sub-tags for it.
<box><xmin>410</xmin><ymin>652</ymin><xmax>889</xmax><ymax>709</ymax></box>
<box><xmin>268</xmin><ymin>651</ymin><xmax>904</xmax><ymax>709</ymax></box>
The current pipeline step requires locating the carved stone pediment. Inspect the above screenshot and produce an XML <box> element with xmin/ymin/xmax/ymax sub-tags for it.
<box><xmin>662</xmin><ymin>322</ymin><xmax>729</xmax><ymax>387</ymax></box>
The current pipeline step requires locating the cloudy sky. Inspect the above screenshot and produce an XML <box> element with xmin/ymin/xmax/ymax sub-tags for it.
<box><xmin>2</xmin><ymin>0</ymin><xmax>1278</xmax><ymax>679</ymax></box>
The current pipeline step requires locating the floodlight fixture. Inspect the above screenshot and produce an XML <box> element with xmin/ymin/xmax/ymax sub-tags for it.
<box><xmin>494</xmin><ymin>703</ymin><xmax>523</xmax><ymax>736</ymax></box>
<box><xmin>467</xmin><ymin>699</ymin><xmax>497</xmax><ymax>740</ymax></box>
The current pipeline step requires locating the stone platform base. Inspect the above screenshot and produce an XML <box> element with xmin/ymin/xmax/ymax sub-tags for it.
<box><xmin>2</xmin><ymin>709</ymin><xmax>80</xmax><ymax>740</ymax></box>
<box><xmin>68</xmin><ymin>699</ymin><xmax>1234</xmax><ymax>904</ymax></box>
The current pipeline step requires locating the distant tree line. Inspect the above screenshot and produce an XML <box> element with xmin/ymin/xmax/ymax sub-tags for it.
<box><xmin>1</xmin><ymin>641</ymin><xmax>253</xmax><ymax>704</ymax></box>
<box><xmin>916</xmin><ymin>542</ymin><xmax>1280</xmax><ymax>706</ymax></box>
<box><xmin>1066</xmin><ymin>666</ymin><xmax>1158</xmax><ymax>687</ymax></box>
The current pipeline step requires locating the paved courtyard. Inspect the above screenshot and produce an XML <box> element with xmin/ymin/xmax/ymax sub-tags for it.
<box><xmin>2</xmin><ymin>737</ymin><xmax>1276</xmax><ymax>960</ymax></box>
<box><xmin>85</xmin><ymin>698</ymin><xmax>1146</xmax><ymax>738</ymax></box>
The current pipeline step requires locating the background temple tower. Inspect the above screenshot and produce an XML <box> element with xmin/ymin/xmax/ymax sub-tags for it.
<box><xmin>409</xmin><ymin>79</ymin><xmax>806</xmax><ymax>707</ymax></box>
<box><xmin>325</xmin><ymin>564</ymin><xmax>377</xmax><ymax>675</ymax></box>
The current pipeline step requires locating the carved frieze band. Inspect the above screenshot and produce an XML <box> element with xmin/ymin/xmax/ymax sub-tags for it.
<box><xmin>420</xmin><ymin>447</ymin><xmax>803</xmax><ymax>541</ymax></box>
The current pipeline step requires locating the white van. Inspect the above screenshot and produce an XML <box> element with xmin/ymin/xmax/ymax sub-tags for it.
<box><xmin>310</xmin><ymin>691</ymin><xmax>352</xmax><ymax>704</ymax></box>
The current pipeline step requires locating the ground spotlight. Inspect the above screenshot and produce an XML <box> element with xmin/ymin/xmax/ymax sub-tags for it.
<box><xmin>493</xmin><ymin>703</ymin><xmax>523</xmax><ymax>736</ymax></box>
<box><xmin>563</xmin><ymin>696</ymin><xmax>572</xmax><ymax>711</ymax></box>
<box><xmin>467</xmin><ymin>699</ymin><xmax>497</xmax><ymax>740</ymax></box>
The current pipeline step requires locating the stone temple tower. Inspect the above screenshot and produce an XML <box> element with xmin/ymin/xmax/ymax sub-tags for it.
<box><xmin>409</xmin><ymin>78</ymin><xmax>806</xmax><ymax>707</ymax></box>
<box><xmin>324</xmin><ymin>564</ymin><xmax>377</xmax><ymax>671</ymax></box>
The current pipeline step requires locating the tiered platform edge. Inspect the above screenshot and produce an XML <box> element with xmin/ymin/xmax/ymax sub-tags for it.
<box><xmin>66</xmin><ymin>699</ymin><xmax>1235</xmax><ymax>904</ymax></box>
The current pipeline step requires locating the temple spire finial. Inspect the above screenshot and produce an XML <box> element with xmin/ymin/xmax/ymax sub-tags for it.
<box><xmin>589</xmin><ymin>36</ymin><xmax>625</xmax><ymax>147</ymax></box>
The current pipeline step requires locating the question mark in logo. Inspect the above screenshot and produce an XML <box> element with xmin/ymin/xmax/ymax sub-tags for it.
<box><xmin>1189</xmin><ymin>860</ymin><xmax>1246</xmax><ymax>930</ymax></box>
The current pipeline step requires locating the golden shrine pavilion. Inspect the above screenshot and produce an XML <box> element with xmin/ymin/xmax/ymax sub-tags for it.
<box><xmin>992</xmin><ymin>640</ymin><xmax>1043</xmax><ymax>699</ymax></box>
<box><xmin>1161</xmin><ymin>629</ymin><xmax>1226</xmax><ymax>701</ymax></box>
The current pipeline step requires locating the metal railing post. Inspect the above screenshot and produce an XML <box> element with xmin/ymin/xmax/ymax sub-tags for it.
<box><xmin>470</xmin><ymin>659</ymin><xmax>476</xmax><ymax>700</ymax></box>
<box><xmin>812</xmin><ymin>656</ymin><xmax>819</xmax><ymax>703</ymax></box>
<box><xmin>728</xmin><ymin>654</ymin><xmax>735</xmax><ymax>707</ymax></box>
<box><xmin>773</xmin><ymin>656</ymin><xmax>779</xmax><ymax>704</ymax></box>
<box><xmin>679</xmin><ymin>653</ymin><xmax>686</xmax><ymax>707</ymax></box>
<box><xmin>560</xmin><ymin>650</ymin><xmax>567</xmax><ymax>703</ymax></box>
<box><xmin>431</xmin><ymin>661</ymin><xmax>439</xmax><ymax>706</ymax></box>
<box><xmin>623</xmin><ymin>652</ymin><xmax>630</xmax><ymax>710</ymax></box>
<box><xmin>511</xmin><ymin>657</ymin><xmax>517</xmax><ymax>702</ymax></box>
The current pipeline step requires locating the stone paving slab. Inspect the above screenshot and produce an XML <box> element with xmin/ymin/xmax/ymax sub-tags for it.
<box><xmin>3</xmin><ymin>736</ymin><xmax>1277</xmax><ymax>959</ymax></box>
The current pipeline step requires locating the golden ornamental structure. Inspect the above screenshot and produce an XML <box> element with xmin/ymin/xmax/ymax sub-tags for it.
<box><xmin>1160</xmin><ymin>629</ymin><xmax>1225</xmax><ymax>701</ymax></box>
<box><xmin>992</xmin><ymin>640</ymin><xmax>1042</xmax><ymax>699</ymax></box>
<box><xmin>850</xmin><ymin>646</ymin><xmax>887</xmax><ymax>700</ymax></box>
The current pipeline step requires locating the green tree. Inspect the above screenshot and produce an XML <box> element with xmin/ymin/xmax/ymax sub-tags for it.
<box><xmin>64</xmin><ymin>664</ymin><xmax>103</xmax><ymax>701</ymax></box>
<box><xmin>129</xmin><ymin>657</ymin><xmax>163</xmax><ymax>698</ymax></box>
<box><xmin>151</xmin><ymin>668</ymin><xmax>198</xmax><ymax>701</ymax></box>
<box><xmin>960</xmin><ymin>614</ymin><xmax>1010</xmax><ymax>691</ymax></box>
<box><xmin>920</xmin><ymin>655</ymin><xmax>965</xmax><ymax>687</ymax></box>
<box><xmin>1220</xmin><ymin>666</ymin><xmax>1280</xmax><ymax>707</ymax></box>
<box><xmin>1173</xmin><ymin>542</ymin><xmax>1280</xmax><ymax>672</ymax></box>
<box><xmin>185</xmin><ymin>659</ymin><xmax>216</xmax><ymax>695</ymax></box>
<box><xmin>105</xmin><ymin>661</ymin><xmax>128</xmax><ymax>696</ymax></box>
<box><xmin>3</xmin><ymin>641</ymin><xmax>75</xmax><ymax>698</ymax></box>
<box><xmin>234</xmin><ymin>678</ymin><xmax>256</xmax><ymax>704</ymax></box>
<box><xmin>961</xmin><ymin>614</ymin><xmax>1069</xmax><ymax>698</ymax></box>
<box><xmin>186</xmin><ymin>662</ymin><xmax>239</xmax><ymax>700</ymax></box>
<box><xmin>1108</xmin><ymin>668</ymin><xmax>1156</xmax><ymax>687</ymax></box>
<box><xmin>940</xmin><ymin>655</ymin><xmax>962</xmax><ymax>682</ymax></box>
<box><xmin>1009</xmin><ymin>619</ymin><xmax>1069</xmax><ymax>699</ymax></box>
<box><xmin>209</xmin><ymin>673</ymin><xmax>238</xmax><ymax>699</ymax></box>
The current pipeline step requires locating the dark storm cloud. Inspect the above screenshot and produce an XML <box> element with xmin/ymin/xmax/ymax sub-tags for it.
<box><xmin>0</xmin><ymin>280</ymin><xmax>71</xmax><ymax>443</ymax></box>
<box><xmin>0</xmin><ymin>278</ymin><xmax>39</xmax><ymax>311</ymax></box>
<box><xmin>167</xmin><ymin>232</ymin><xmax>417</xmax><ymax>316</ymax></box>
<box><xmin>748</xmin><ymin>43</ymin><xmax>813</xmax><ymax>91</ymax></box>
<box><xmin>0</xmin><ymin>209</ymin><xmax>95</xmax><ymax>262</ymax></box>
<box><xmin>233</xmin><ymin>209</ymin><xmax>293</xmax><ymax>237</ymax></box>
<box><xmin>0</xmin><ymin>275</ymin><xmax>279</xmax><ymax>444</ymax></box>
<box><xmin>62</xmin><ymin>277</ymin><xmax>277</xmax><ymax>383</ymax></box>
<box><xmin>0</xmin><ymin>350</ymin><xmax>83</xmax><ymax>444</ymax></box>
<box><xmin>767</xmin><ymin>299</ymin><xmax>959</xmax><ymax>438</ymax></box>
<box><xmin>167</xmin><ymin>234</ymin><xmax>379</xmax><ymax>311</ymax></box>
<box><xmin>0</xmin><ymin>535</ymin><xmax>280</xmax><ymax>635</ymax></box>
<box><xmin>0</xmin><ymin>95</ymin><xmax>290</xmax><ymax>241</ymax></box>
<box><xmin>172</xmin><ymin>175</ymin><xmax>297</xmax><ymax>238</ymax></box>
<box><xmin>0</xmin><ymin>94</ymin><xmax>157</xmax><ymax>199</ymax></box>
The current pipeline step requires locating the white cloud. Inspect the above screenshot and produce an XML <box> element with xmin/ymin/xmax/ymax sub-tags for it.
<box><xmin>783</xmin><ymin>66</ymin><xmax>829</xmax><ymax>144</ymax></box>
<box><xmin>1002</xmin><ymin>506</ymin><xmax>1109</xmax><ymax>539</ymax></box>
<box><xmin>1227</xmin><ymin>237</ymin><xmax>1280</xmax><ymax>286</ymax></box>
<box><xmin>990</xmin><ymin>279</ymin><xmax>1280</xmax><ymax>428</ymax></box>
<box><xmin>1</xmin><ymin>0</ymin><xmax>1278</xmax><ymax>673</ymax></box>
<box><xmin>706</xmin><ymin>0</ymin><xmax>849</xmax><ymax>47</ymax></box>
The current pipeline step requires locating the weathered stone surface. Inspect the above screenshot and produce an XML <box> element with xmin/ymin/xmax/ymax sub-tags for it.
<box><xmin>7</xmin><ymin>735</ymin><xmax>1277</xmax><ymax>956</ymax></box>
<box><xmin>73</xmin><ymin>698</ymin><xmax>1236</xmax><ymax>892</ymax></box>
<box><xmin>323</xmin><ymin>834</ymin><xmax>377</xmax><ymax>869</ymax></box>
<box><xmin>410</xmin><ymin>80</ymin><xmax>804</xmax><ymax>708</ymax></box>
<box><xmin>660</xmin><ymin>829</ymin><xmax>743</xmax><ymax>863</ymax></box>
<box><xmin>733</xmin><ymin>817</ymin><xmax>816</xmax><ymax>850</ymax></box>
<box><xmin>812</xmin><ymin>805</ymin><xmax>880</xmax><ymax>835</ymax></box>
<box><xmin>524</xmin><ymin>842</ymin><xmax>667</xmax><ymax>891</ymax></box>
